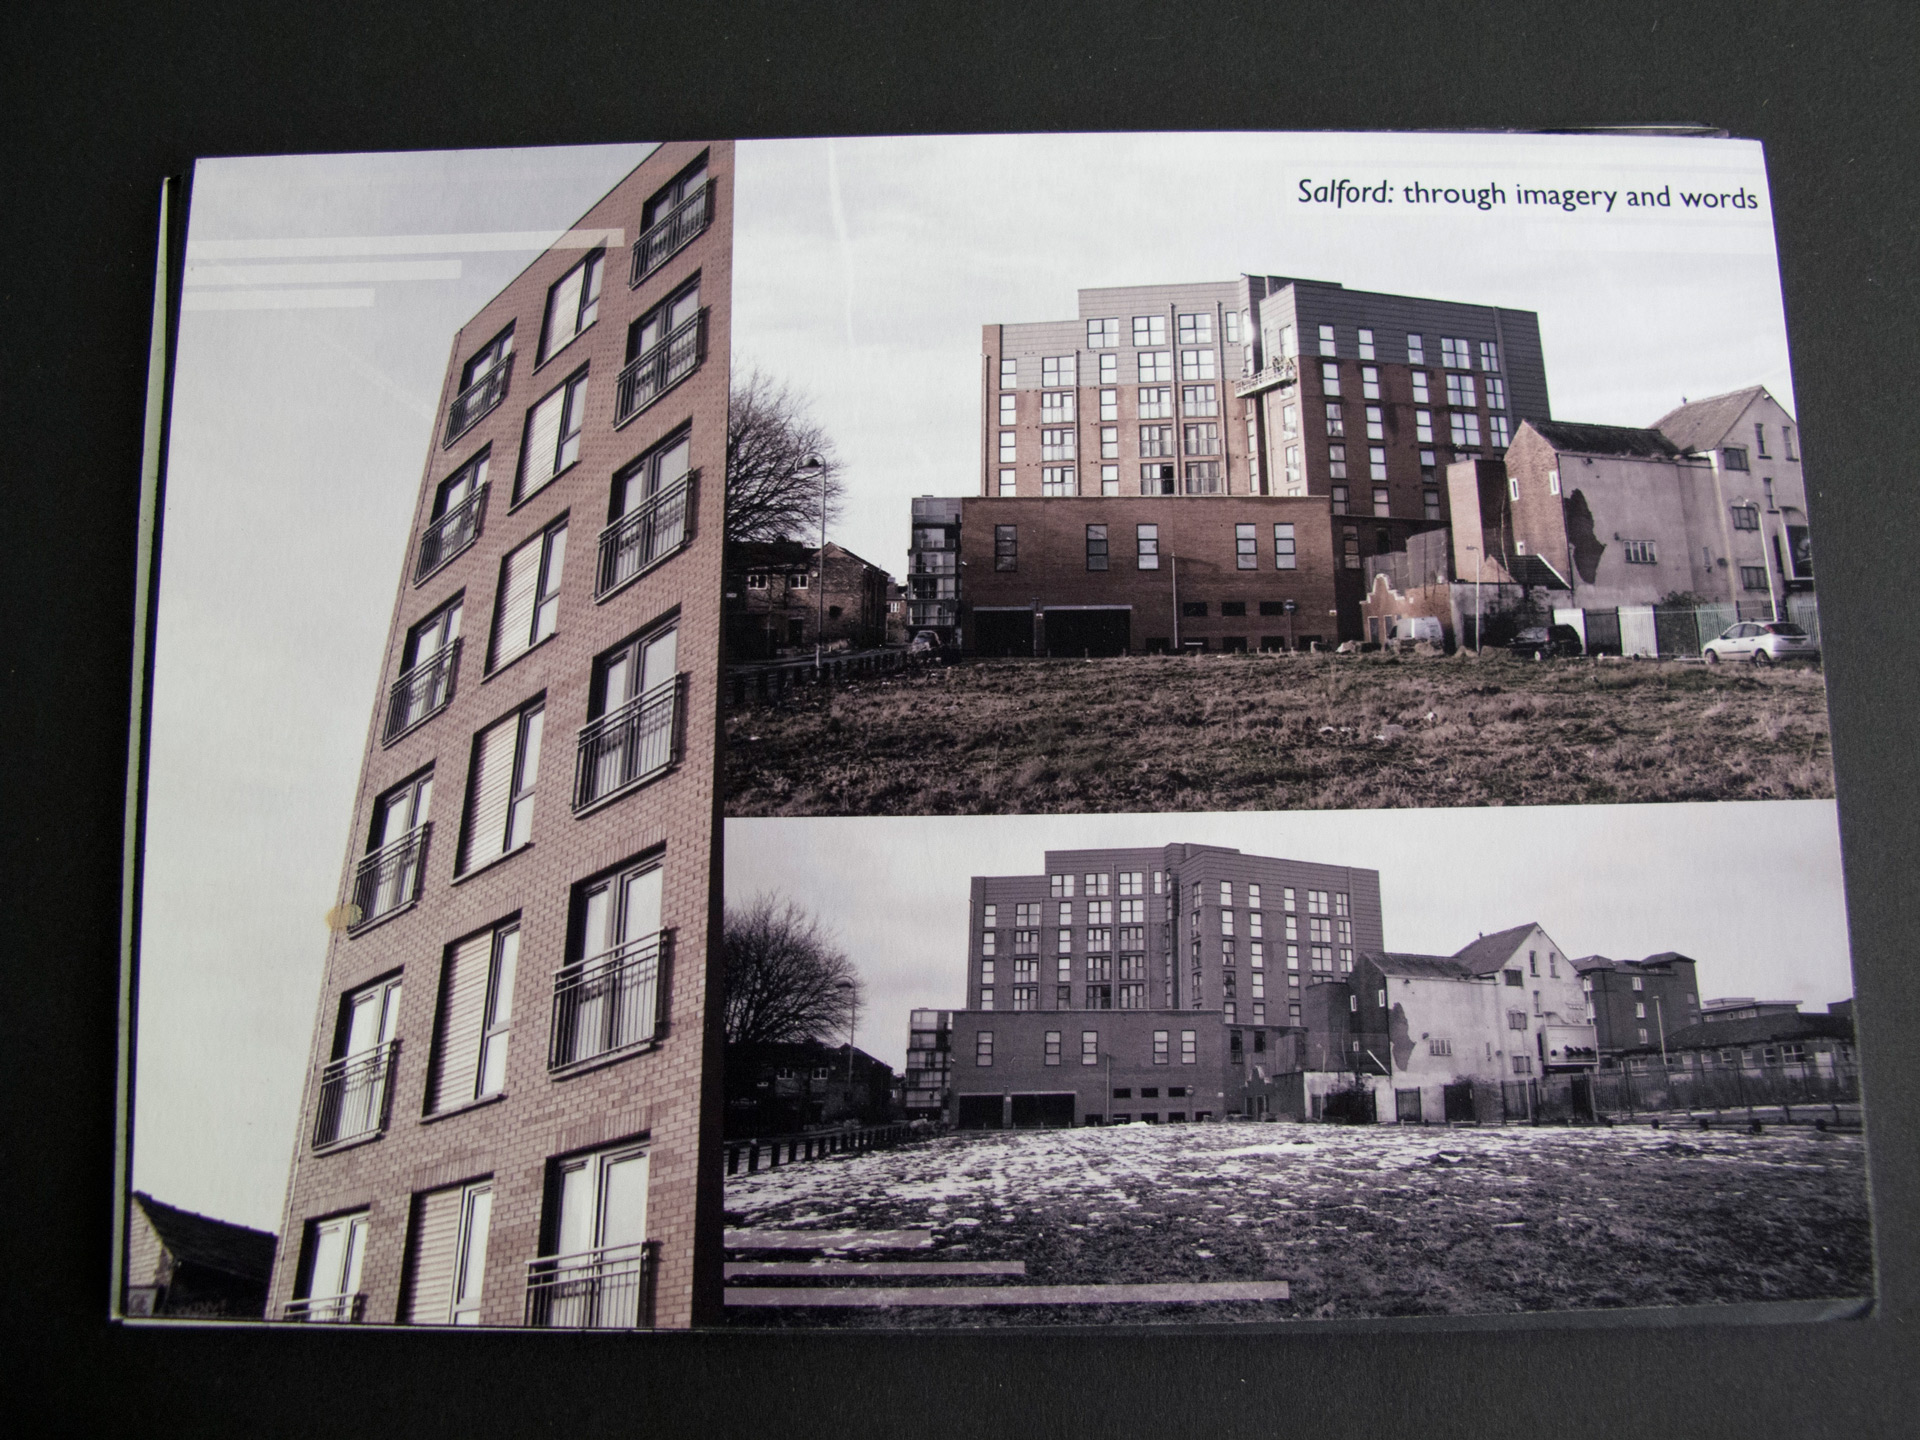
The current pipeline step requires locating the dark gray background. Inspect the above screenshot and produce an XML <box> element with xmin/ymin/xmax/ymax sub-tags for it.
<box><xmin>4</xmin><ymin>1</ymin><xmax>1914</xmax><ymax>1434</ymax></box>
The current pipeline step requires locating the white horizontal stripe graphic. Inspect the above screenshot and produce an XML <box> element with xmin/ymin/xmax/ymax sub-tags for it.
<box><xmin>182</xmin><ymin>288</ymin><xmax>375</xmax><ymax>311</ymax></box>
<box><xmin>185</xmin><ymin>260</ymin><xmax>462</xmax><ymax>287</ymax></box>
<box><xmin>186</xmin><ymin>227</ymin><xmax>624</xmax><ymax>261</ymax></box>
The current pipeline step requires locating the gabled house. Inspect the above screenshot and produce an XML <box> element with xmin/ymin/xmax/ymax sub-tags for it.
<box><xmin>125</xmin><ymin>1192</ymin><xmax>277</xmax><ymax>1319</ymax></box>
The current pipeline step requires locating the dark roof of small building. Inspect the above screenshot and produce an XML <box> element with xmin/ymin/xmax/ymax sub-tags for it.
<box><xmin>727</xmin><ymin>1039</ymin><xmax>894</xmax><ymax>1075</ymax></box>
<box><xmin>1576</xmin><ymin>951</ymin><xmax>1698</xmax><ymax>974</ymax></box>
<box><xmin>1626</xmin><ymin>1011</ymin><xmax>1853</xmax><ymax>1053</ymax></box>
<box><xmin>1526</xmin><ymin>420</ymin><xmax>1685</xmax><ymax>460</ymax></box>
<box><xmin>729</xmin><ymin>539</ymin><xmax>817</xmax><ymax>570</ymax></box>
<box><xmin>1571</xmin><ymin>953</ymin><xmax>1615</xmax><ymax>973</ymax></box>
<box><xmin>1450</xmin><ymin>923</ymin><xmax>1542</xmax><ymax>975</ymax></box>
<box><xmin>1366</xmin><ymin>952</ymin><xmax>1478</xmax><ymax>981</ymax></box>
<box><xmin>1505</xmin><ymin>553</ymin><xmax>1571</xmax><ymax>590</ymax></box>
<box><xmin>131</xmin><ymin>1193</ymin><xmax>276</xmax><ymax>1283</ymax></box>
<box><xmin>822</xmin><ymin>541</ymin><xmax>891</xmax><ymax>575</ymax></box>
<box><xmin>1651</xmin><ymin>386</ymin><xmax>1769</xmax><ymax>455</ymax></box>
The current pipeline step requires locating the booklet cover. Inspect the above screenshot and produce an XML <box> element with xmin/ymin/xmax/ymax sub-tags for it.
<box><xmin>120</xmin><ymin>131</ymin><xmax>1866</xmax><ymax>1332</ymax></box>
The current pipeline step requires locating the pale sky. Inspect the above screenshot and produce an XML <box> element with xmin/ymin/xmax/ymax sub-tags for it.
<box><xmin>135</xmin><ymin>144</ymin><xmax>656</xmax><ymax>1231</ymax></box>
<box><xmin>732</xmin><ymin>132</ymin><xmax>1792</xmax><ymax>574</ymax></box>
<box><xmin>725</xmin><ymin>801</ymin><xmax>1855</xmax><ymax>1077</ymax></box>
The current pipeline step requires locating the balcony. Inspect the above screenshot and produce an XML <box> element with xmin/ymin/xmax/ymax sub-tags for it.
<box><xmin>347</xmin><ymin>824</ymin><xmax>431</xmax><ymax>932</ymax></box>
<box><xmin>1234</xmin><ymin>356</ymin><xmax>1298</xmax><ymax>399</ymax></box>
<box><xmin>414</xmin><ymin>484</ymin><xmax>488</xmax><ymax>582</ymax></box>
<box><xmin>615</xmin><ymin>310</ymin><xmax>706</xmax><ymax>424</ymax></box>
<box><xmin>525</xmin><ymin>1241</ymin><xmax>658</xmax><ymax>1329</ymax></box>
<box><xmin>572</xmin><ymin>675</ymin><xmax>684</xmax><ymax>811</ymax></box>
<box><xmin>908</xmin><ymin>601</ymin><xmax>958</xmax><ymax>629</ymax></box>
<box><xmin>595</xmin><ymin>471</ymin><xmax>695</xmax><ymax>598</ymax></box>
<box><xmin>383</xmin><ymin>640</ymin><xmax>461</xmax><ymax>743</ymax></box>
<box><xmin>444</xmin><ymin>356</ymin><xmax>513</xmax><ymax>447</ymax></box>
<box><xmin>630</xmin><ymin>182</ymin><xmax>714</xmax><ymax>286</ymax></box>
<box><xmin>283</xmin><ymin>1293</ymin><xmax>368</xmax><ymax>1323</ymax></box>
<box><xmin>548</xmin><ymin>929</ymin><xmax>671</xmax><ymax>1070</ymax></box>
<box><xmin>311</xmin><ymin>1040</ymin><xmax>399</xmax><ymax>1149</ymax></box>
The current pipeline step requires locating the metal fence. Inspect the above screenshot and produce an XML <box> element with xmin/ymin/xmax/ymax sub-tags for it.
<box><xmin>572</xmin><ymin>675</ymin><xmax>684</xmax><ymax>810</ymax></box>
<box><xmin>383</xmin><ymin>639</ymin><xmax>461</xmax><ymax>742</ymax></box>
<box><xmin>524</xmin><ymin>1241</ymin><xmax>657</xmax><ymax>1329</ymax></box>
<box><xmin>725</xmin><ymin>1121</ymin><xmax>926</xmax><ymax>1175</ymax></box>
<box><xmin>630</xmin><ymin>182</ymin><xmax>713</xmax><ymax>286</ymax></box>
<box><xmin>347</xmin><ymin>824</ymin><xmax>430</xmax><ymax>930</ymax></box>
<box><xmin>548</xmin><ymin>930</ymin><xmax>669</xmax><ymax>1070</ymax></box>
<box><xmin>614</xmin><ymin>310</ymin><xmax>706</xmax><ymax>423</ymax></box>
<box><xmin>444</xmin><ymin>356</ymin><xmax>511</xmax><ymax>446</ymax></box>
<box><xmin>1551</xmin><ymin>599</ymin><xmax>1817</xmax><ymax>659</ymax></box>
<box><xmin>596</xmin><ymin>471</ymin><xmax>694</xmax><ymax>596</ymax></box>
<box><xmin>283</xmin><ymin>1293</ymin><xmax>367</xmax><ymax>1323</ymax></box>
<box><xmin>1591</xmin><ymin>1059</ymin><xmax>1860</xmax><ymax>1121</ymax></box>
<box><xmin>312</xmin><ymin>1041</ymin><xmax>399</xmax><ymax>1149</ymax></box>
<box><xmin>414</xmin><ymin>484</ymin><xmax>488</xmax><ymax>581</ymax></box>
<box><xmin>726</xmin><ymin>647</ymin><xmax>918</xmax><ymax>706</ymax></box>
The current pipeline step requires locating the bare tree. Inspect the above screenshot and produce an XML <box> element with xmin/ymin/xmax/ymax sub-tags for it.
<box><xmin>723</xmin><ymin>894</ymin><xmax>865</xmax><ymax>1046</ymax></box>
<box><xmin>726</xmin><ymin>369</ymin><xmax>846</xmax><ymax>544</ymax></box>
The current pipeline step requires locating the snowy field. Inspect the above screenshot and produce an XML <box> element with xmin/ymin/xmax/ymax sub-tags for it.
<box><xmin>723</xmin><ymin>1121</ymin><xmax>1872</xmax><ymax>1326</ymax></box>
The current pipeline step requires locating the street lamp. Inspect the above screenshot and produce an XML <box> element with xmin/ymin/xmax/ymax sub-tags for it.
<box><xmin>835</xmin><ymin>978</ymin><xmax>856</xmax><ymax>1084</ymax></box>
<box><xmin>795</xmin><ymin>454</ymin><xmax>827</xmax><ymax>675</ymax></box>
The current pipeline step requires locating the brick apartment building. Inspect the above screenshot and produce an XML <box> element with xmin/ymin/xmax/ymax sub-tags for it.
<box><xmin>1573</xmin><ymin>952</ymin><xmax>1702</xmax><ymax>1063</ymax></box>
<box><xmin>268</xmin><ymin>142</ymin><xmax>732</xmax><ymax>1331</ymax></box>
<box><xmin>920</xmin><ymin>277</ymin><xmax>1551</xmax><ymax>650</ymax></box>
<box><xmin>948</xmin><ymin>844</ymin><xmax>1384</xmax><ymax>1126</ymax></box>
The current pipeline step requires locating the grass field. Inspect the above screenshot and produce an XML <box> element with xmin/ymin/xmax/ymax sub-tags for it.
<box><xmin>723</xmin><ymin>1121</ymin><xmax>1872</xmax><ymax>1326</ymax></box>
<box><xmin>725</xmin><ymin>652</ymin><xmax>1834</xmax><ymax>816</ymax></box>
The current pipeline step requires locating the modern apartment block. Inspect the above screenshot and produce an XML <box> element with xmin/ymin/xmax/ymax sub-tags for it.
<box><xmin>268</xmin><ymin>142</ymin><xmax>733</xmax><ymax>1331</ymax></box>
<box><xmin>927</xmin><ymin>277</ymin><xmax>1551</xmax><ymax>648</ymax></box>
<box><xmin>949</xmin><ymin>845</ymin><xmax>1384</xmax><ymax>1126</ymax></box>
<box><xmin>902</xmin><ymin>1009</ymin><xmax>954</xmax><ymax>1121</ymax></box>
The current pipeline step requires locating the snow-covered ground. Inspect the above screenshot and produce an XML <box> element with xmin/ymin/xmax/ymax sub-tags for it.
<box><xmin>724</xmin><ymin>1121</ymin><xmax>1872</xmax><ymax>1326</ymax></box>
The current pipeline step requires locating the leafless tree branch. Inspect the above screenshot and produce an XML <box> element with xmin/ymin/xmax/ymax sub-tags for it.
<box><xmin>726</xmin><ymin>369</ymin><xmax>847</xmax><ymax>545</ymax></box>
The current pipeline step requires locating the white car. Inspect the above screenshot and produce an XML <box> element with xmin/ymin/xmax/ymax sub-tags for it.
<box><xmin>1703</xmin><ymin>620</ymin><xmax>1819</xmax><ymax>664</ymax></box>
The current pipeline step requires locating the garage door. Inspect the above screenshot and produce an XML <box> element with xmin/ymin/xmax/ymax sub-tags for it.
<box><xmin>956</xmin><ymin>1094</ymin><xmax>1004</xmax><ymax>1129</ymax></box>
<box><xmin>1009</xmin><ymin>1092</ymin><xmax>1077</xmax><ymax>1128</ymax></box>
<box><xmin>1043</xmin><ymin>608</ymin><xmax>1130</xmax><ymax>657</ymax></box>
<box><xmin>972</xmin><ymin>610</ymin><xmax>1033</xmax><ymax>657</ymax></box>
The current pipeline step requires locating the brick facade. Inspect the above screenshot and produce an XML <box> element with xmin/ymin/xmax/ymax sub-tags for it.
<box><xmin>268</xmin><ymin>142</ymin><xmax>733</xmax><ymax>1330</ymax></box>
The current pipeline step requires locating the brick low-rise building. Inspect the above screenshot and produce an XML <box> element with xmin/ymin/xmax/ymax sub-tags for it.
<box><xmin>1574</xmin><ymin>952</ymin><xmax>1701</xmax><ymax>1063</ymax></box>
<box><xmin>269</xmin><ymin>142</ymin><xmax>733</xmax><ymax>1331</ymax></box>
<box><xmin>724</xmin><ymin>539</ymin><xmax>895</xmax><ymax>658</ymax></box>
<box><xmin>125</xmin><ymin>1193</ymin><xmax>277</xmax><ymax>1319</ymax></box>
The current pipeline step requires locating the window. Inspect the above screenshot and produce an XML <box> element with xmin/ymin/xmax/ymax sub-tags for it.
<box><xmin>1088</xmin><ymin>317</ymin><xmax>1119</xmax><ymax>348</ymax></box>
<box><xmin>516</xmin><ymin>370</ymin><xmax>589</xmax><ymax>502</ymax></box>
<box><xmin>1479</xmin><ymin>340</ymin><xmax>1500</xmax><ymax>371</ymax></box>
<box><xmin>1081</xmin><ymin>1031</ymin><xmax>1100</xmax><ymax>1065</ymax></box>
<box><xmin>1623</xmin><ymin>540</ymin><xmax>1658</xmax><ymax>565</ymax></box>
<box><xmin>1450</xmin><ymin>412</ymin><xmax>1482</xmax><ymax>448</ymax></box>
<box><xmin>315</xmin><ymin>975</ymin><xmax>402</xmax><ymax>1148</ymax></box>
<box><xmin>1424</xmin><ymin>488</ymin><xmax>1441</xmax><ymax>521</ymax></box>
<box><xmin>1406</xmin><ymin>334</ymin><xmax>1425</xmax><ymax>365</ymax></box>
<box><xmin>1361</xmin><ymin>366</ymin><xmax>1380</xmax><ymax>400</ymax></box>
<box><xmin>1184</xmin><ymin>423</ymin><xmax>1221</xmax><ymax>456</ymax></box>
<box><xmin>1372</xmin><ymin>486</ymin><xmax>1390</xmax><ymax>517</ymax></box>
<box><xmin>1360</xmin><ymin>405</ymin><xmax>1383</xmax><ymax>442</ymax></box>
<box><xmin>1731</xmin><ymin>503</ymin><xmax>1760</xmax><ymax>530</ymax></box>
<box><xmin>745</xmin><ymin>572</ymin><xmax>767</xmax><ymax>590</ymax></box>
<box><xmin>1637</xmin><ymin>1028</ymin><xmax>1649</xmax><ymax>1046</ymax></box>
<box><xmin>1369</xmin><ymin>447</ymin><xmax>1388</xmax><ymax>481</ymax></box>
<box><xmin>458</xmin><ymin>702</ymin><xmax>544</xmax><ymax>873</ymax></box>
<box><xmin>1783</xmin><ymin>426</ymin><xmax>1797</xmax><ymax>460</ymax></box>
<box><xmin>1183</xmin><ymin>384</ymin><xmax>1219</xmax><ymax>416</ymax></box>
<box><xmin>1283</xmin><ymin>446</ymin><xmax>1301</xmax><ymax>489</ymax></box>
<box><xmin>1099</xmin><ymin>389</ymin><xmax>1118</xmax><ymax>421</ymax></box>
<box><xmin>447</xmin><ymin>327</ymin><xmax>514</xmax><ymax>444</ymax></box>
<box><xmin>1488</xmin><ymin>415</ymin><xmax>1511</xmax><ymax>448</ymax></box>
<box><xmin>387</xmin><ymin>599</ymin><xmax>463</xmax><ymax>741</ymax></box>
<box><xmin>601</xmin><ymin>430</ymin><xmax>693</xmax><ymax>595</ymax></box>
<box><xmin>290</xmin><ymin>1211</ymin><xmax>369</xmax><ymax>1322</ymax></box>
<box><xmin>1178</xmin><ymin>312</ymin><xmax>1214</xmax><ymax>345</ymax></box>
<box><xmin>1329</xmin><ymin>444</ymin><xmax>1348</xmax><ymax>480</ymax></box>
<box><xmin>787</xmin><ymin>572</ymin><xmax>807</xmax><ymax>590</ymax></box>
<box><xmin>1181</xmin><ymin>349</ymin><xmax>1216</xmax><ymax>381</ymax></box>
<box><xmin>1508</xmin><ymin>1010</ymin><xmax>1528</xmax><ymax>1030</ymax></box>
<box><xmin>1093</xmin><ymin>429</ymin><xmax>1118</xmax><ymax>464</ymax></box>
<box><xmin>1325</xmin><ymin>402</ymin><xmax>1346</xmax><ymax>438</ymax></box>
<box><xmin>1722</xmin><ymin>445</ymin><xmax>1750</xmax><ymax>471</ymax></box>
<box><xmin>1227</xmin><ymin>310</ymin><xmax>1244</xmax><ymax>343</ymax></box>
<box><xmin>1510</xmin><ymin>476</ymin><xmax>1520</xmax><ymax>501</ymax></box>
<box><xmin>1152</xmin><ymin>1030</ymin><xmax>1170</xmax><ymax>1064</ymax></box>
<box><xmin>1356</xmin><ymin>327</ymin><xmax>1375</xmax><ymax>360</ymax></box>
<box><xmin>1100</xmin><ymin>354</ymin><xmax>1117</xmax><ymax>384</ymax></box>
<box><xmin>1282</xmin><ymin>403</ymin><xmax>1298</xmax><ymax>433</ymax></box>
<box><xmin>1041</xmin><ymin>427</ymin><xmax>1075</xmax><ymax>461</ymax></box>
<box><xmin>1529</xmin><ymin>951</ymin><xmax>1539</xmax><ymax>976</ymax></box>
<box><xmin>999</xmin><ymin>393</ymin><xmax>1017</xmax><ymax>424</ymax></box>
<box><xmin>1140</xmin><ymin>424</ymin><xmax>1175</xmax><ymax>458</ymax></box>
<box><xmin>1181</xmin><ymin>1030</ymin><xmax>1197</xmax><ymax>1064</ymax></box>
<box><xmin>1445</xmin><ymin>372</ymin><xmax>1476</xmax><ymax>408</ymax></box>
<box><xmin>1223</xmin><ymin>522</ymin><xmax>1256</xmax><ymax>570</ymax></box>
<box><xmin>1100</xmin><ymin>465</ymin><xmax>1119</xmax><ymax>495</ymax></box>
<box><xmin>1000</xmin><ymin>357</ymin><xmax>1016</xmax><ymax>388</ymax></box>
<box><xmin>1635</xmin><ymin>1002</ymin><xmax>1647</xmax><ymax>1019</ymax></box>
<box><xmin>351</xmin><ymin>773</ymin><xmax>431</xmax><ymax>930</ymax></box>
<box><xmin>529</xmin><ymin>1143</ymin><xmax>651</xmax><ymax>1328</ymax></box>
<box><xmin>1138</xmin><ymin>351</ymin><xmax>1172</xmax><ymax>382</ymax></box>
<box><xmin>552</xmin><ymin>857</ymin><xmax>665</xmax><ymax>1066</ymax></box>
<box><xmin>403</xmin><ymin>1179</ymin><xmax>494</xmax><ymax>1325</ymax></box>
<box><xmin>1042</xmin><ymin>391</ymin><xmax>1075</xmax><ymax>423</ymax></box>
<box><xmin>419</xmin><ymin>449</ymin><xmax>492</xmax><ymax>581</ymax></box>
<box><xmin>1321</xmin><ymin>362</ymin><xmax>1341</xmax><ymax>396</ymax></box>
<box><xmin>1041</xmin><ymin>355</ymin><xmax>1076</xmax><ymax>388</ymax></box>
<box><xmin>1136</xmin><ymin>524</ymin><xmax>1159</xmax><ymax>569</ymax></box>
<box><xmin>1485</xmin><ymin>377</ymin><xmax>1506</xmax><ymax>411</ymax></box>
<box><xmin>1044</xmin><ymin>1030</ymin><xmax>1062</xmax><ymax>1065</ymax></box>
<box><xmin>1134</xmin><ymin>315</ymin><xmax>1167</xmax><ymax>346</ymax></box>
<box><xmin>1042</xmin><ymin>466</ymin><xmax>1076</xmax><ymax>496</ymax></box>
<box><xmin>1318</xmin><ymin>324</ymin><xmax>1336</xmax><ymax>357</ymax></box>
<box><xmin>1512</xmin><ymin>1055</ymin><xmax>1532</xmax><ymax>1075</ymax></box>
<box><xmin>1138</xmin><ymin>387</ymin><xmax>1172</xmax><ymax>420</ymax></box>
<box><xmin>540</xmin><ymin>251</ymin><xmax>604</xmax><ymax>363</ymax></box>
<box><xmin>1085</xmin><ymin>524</ymin><xmax>1109</xmax><ymax>571</ymax></box>
<box><xmin>575</xmin><ymin>621</ymin><xmax>679</xmax><ymax>810</ymax></box>
<box><xmin>1185</xmin><ymin>462</ymin><xmax>1222</xmax><ymax>494</ymax></box>
<box><xmin>1413</xmin><ymin>409</ymin><xmax>1434</xmax><ymax>446</ymax></box>
<box><xmin>994</xmin><ymin>525</ymin><xmax>1017</xmax><ymax>571</ymax></box>
<box><xmin>1411</xmin><ymin>372</ymin><xmax>1431</xmax><ymax>405</ymax></box>
<box><xmin>998</xmin><ymin>468</ymin><xmax>1016</xmax><ymax>496</ymax></box>
<box><xmin>998</xmin><ymin>431</ymin><xmax>1017</xmax><ymax>464</ymax></box>
<box><xmin>1741</xmin><ymin>565</ymin><xmax>1769</xmax><ymax>591</ymax></box>
<box><xmin>1441</xmin><ymin>337</ymin><xmax>1471</xmax><ymax>369</ymax></box>
<box><xmin>1017</xmin><ymin>901</ymin><xmax>1041</xmax><ymax>924</ymax></box>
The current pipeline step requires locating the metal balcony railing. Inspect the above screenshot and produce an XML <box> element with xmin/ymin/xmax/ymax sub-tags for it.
<box><xmin>595</xmin><ymin>471</ymin><xmax>695</xmax><ymax>597</ymax></box>
<box><xmin>615</xmin><ymin>311</ymin><xmax>706</xmax><ymax>424</ymax></box>
<box><xmin>283</xmin><ymin>1293</ymin><xmax>368</xmax><ymax>1323</ymax></box>
<box><xmin>348</xmin><ymin>824</ymin><xmax>431</xmax><ymax>931</ymax></box>
<box><xmin>444</xmin><ymin>356</ymin><xmax>513</xmax><ymax>446</ymax></box>
<box><xmin>548</xmin><ymin>930</ymin><xmax>670</xmax><ymax>1070</ymax></box>
<box><xmin>908</xmin><ymin>601</ymin><xmax>958</xmax><ymax>629</ymax></box>
<box><xmin>414</xmin><ymin>484</ymin><xmax>488</xmax><ymax>582</ymax></box>
<box><xmin>630</xmin><ymin>182</ymin><xmax>714</xmax><ymax>286</ymax></box>
<box><xmin>1234</xmin><ymin>356</ymin><xmax>1297</xmax><ymax>399</ymax></box>
<box><xmin>524</xmin><ymin>1241</ymin><xmax>658</xmax><ymax>1329</ymax></box>
<box><xmin>572</xmin><ymin>676</ymin><xmax>684</xmax><ymax>811</ymax></box>
<box><xmin>311</xmin><ymin>1040</ymin><xmax>399</xmax><ymax>1149</ymax></box>
<box><xmin>383</xmin><ymin>639</ymin><xmax>461</xmax><ymax>743</ymax></box>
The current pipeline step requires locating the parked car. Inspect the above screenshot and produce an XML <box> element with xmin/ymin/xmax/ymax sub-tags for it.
<box><xmin>1702</xmin><ymin>620</ymin><xmax>1819</xmax><ymax>664</ymax></box>
<box><xmin>1508</xmin><ymin>624</ymin><xmax>1583</xmax><ymax>659</ymax></box>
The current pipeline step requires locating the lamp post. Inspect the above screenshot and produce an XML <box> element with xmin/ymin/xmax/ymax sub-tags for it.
<box><xmin>1462</xmin><ymin>540</ymin><xmax>1483</xmax><ymax>655</ymax></box>
<box><xmin>796</xmin><ymin>454</ymin><xmax>826</xmax><ymax>675</ymax></box>
<box><xmin>835</xmin><ymin>978</ymin><xmax>856</xmax><ymax>1084</ymax></box>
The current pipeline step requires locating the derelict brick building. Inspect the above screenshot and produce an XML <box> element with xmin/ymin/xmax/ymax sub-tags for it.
<box><xmin>949</xmin><ymin>844</ymin><xmax>1383</xmax><ymax>1126</ymax></box>
<box><xmin>268</xmin><ymin>142</ymin><xmax>733</xmax><ymax>1330</ymax></box>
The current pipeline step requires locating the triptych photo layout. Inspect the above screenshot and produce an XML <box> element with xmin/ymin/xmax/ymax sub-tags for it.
<box><xmin>121</xmin><ymin>132</ymin><xmax>1868</xmax><ymax>1334</ymax></box>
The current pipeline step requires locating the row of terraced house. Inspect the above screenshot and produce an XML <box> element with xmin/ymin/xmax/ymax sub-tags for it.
<box><xmin>904</xmin><ymin>277</ymin><xmax>1813</xmax><ymax>655</ymax></box>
